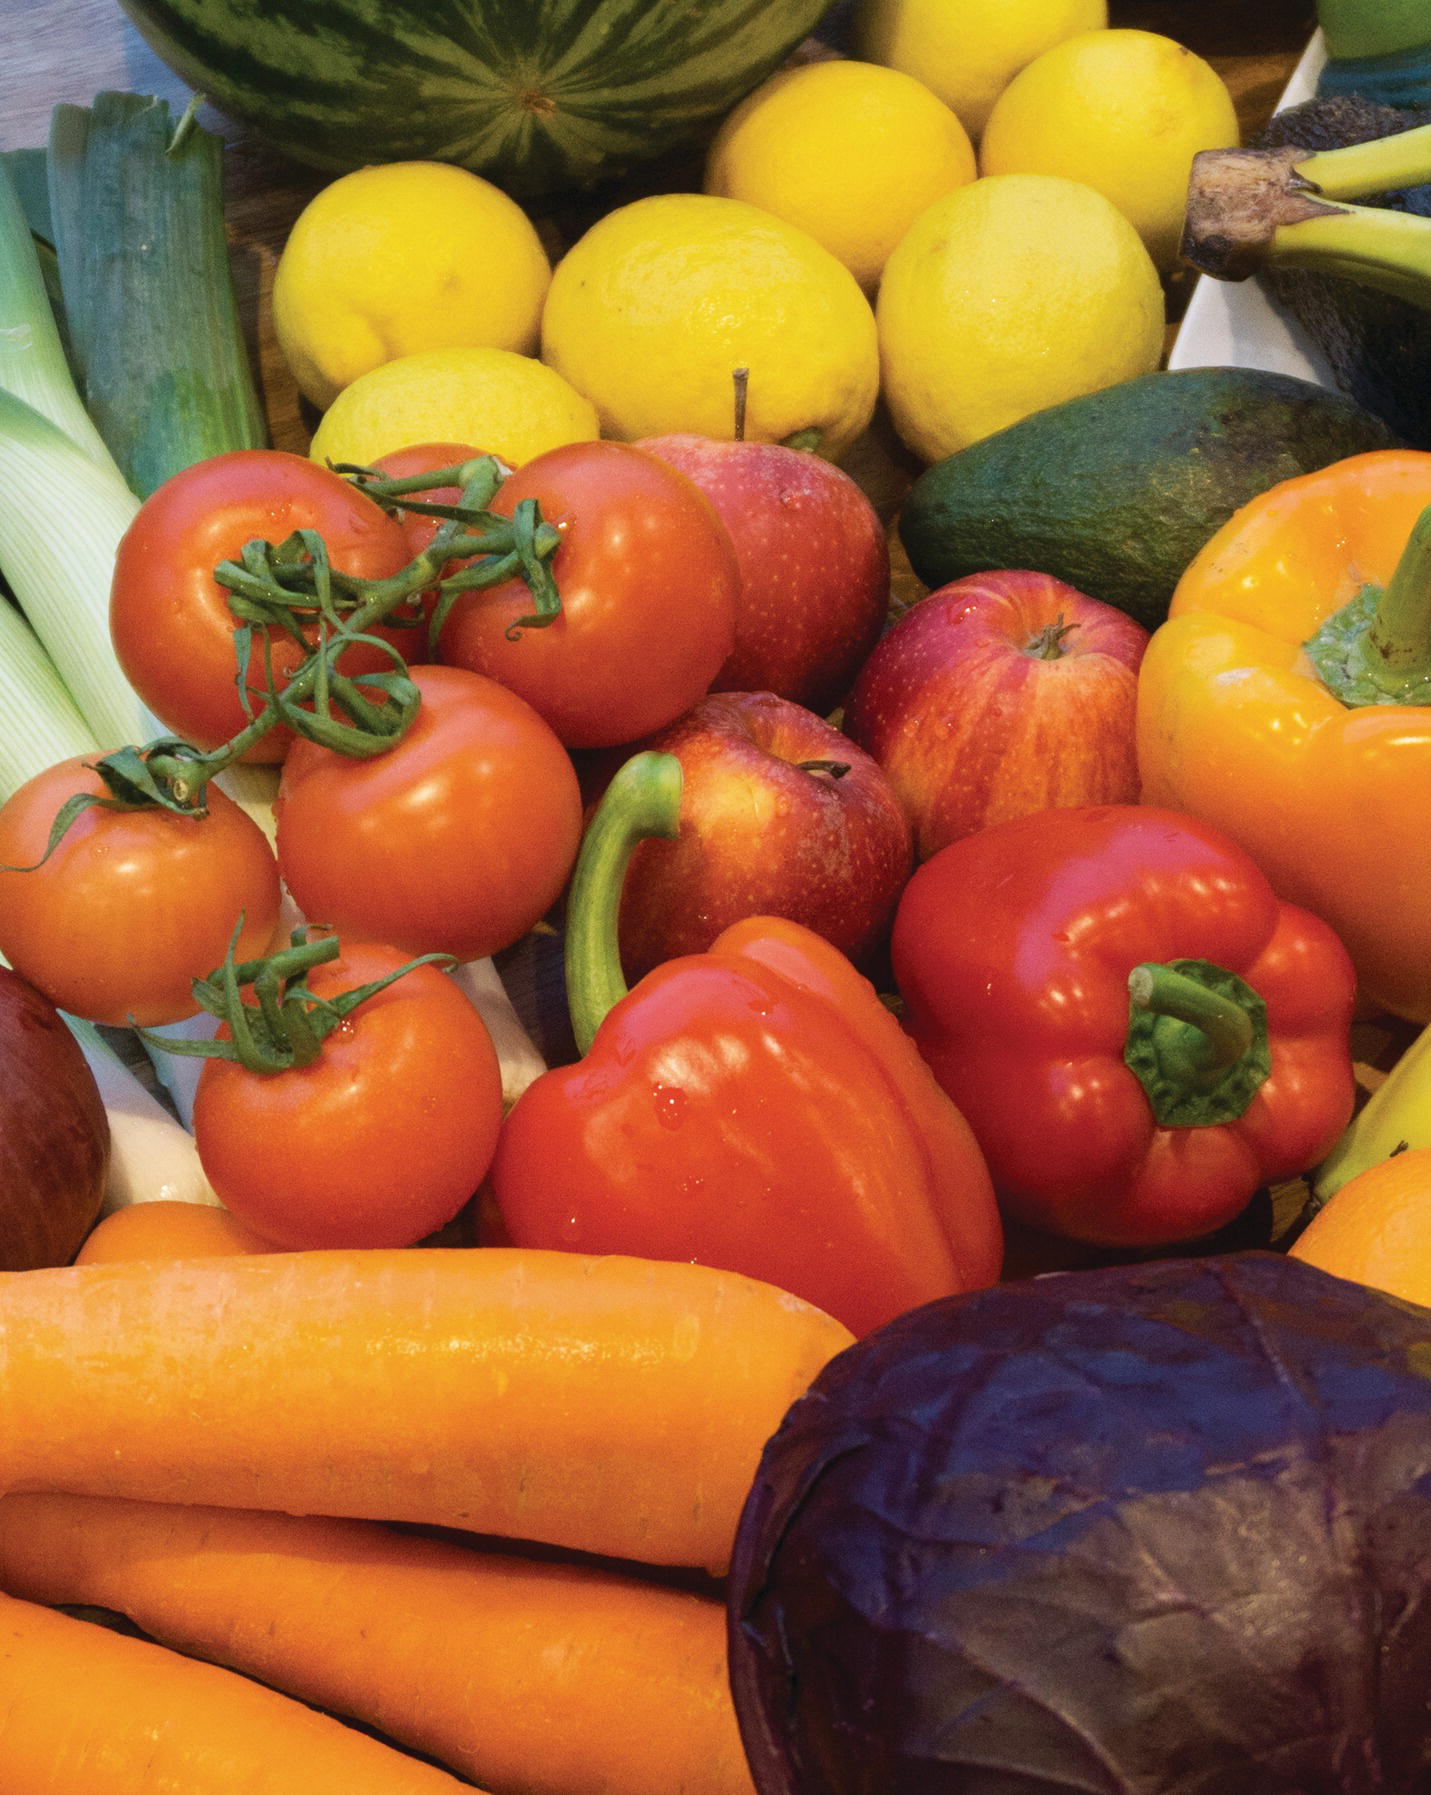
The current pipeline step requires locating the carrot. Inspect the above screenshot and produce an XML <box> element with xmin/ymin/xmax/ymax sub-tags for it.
<box><xmin>0</xmin><ymin>1247</ymin><xmax>852</xmax><ymax>1572</ymax></box>
<box><xmin>0</xmin><ymin>1491</ymin><xmax>755</xmax><ymax>1795</ymax></box>
<box><xmin>74</xmin><ymin>1198</ymin><xmax>280</xmax><ymax>1264</ymax></box>
<box><xmin>0</xmin><ymin>1584</ymin><xmax>472</xmax><ymax>1793</ymax></box>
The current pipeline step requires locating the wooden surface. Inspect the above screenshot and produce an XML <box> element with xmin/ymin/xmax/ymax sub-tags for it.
<box><xmin>2</xmin><ymin>0</ymin><xmax>1317</xmax><ymax>463</ymax></box>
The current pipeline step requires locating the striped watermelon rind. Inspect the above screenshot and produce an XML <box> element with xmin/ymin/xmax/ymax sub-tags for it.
<box><xmin>116</xmin><ymin>0</ymin><xmax>834</xmax><ymax>201</ymax></box>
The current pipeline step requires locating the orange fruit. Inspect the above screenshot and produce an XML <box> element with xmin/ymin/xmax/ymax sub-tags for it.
<box><xmin>75</xmin><ymin>1200</ymin><xmax>281</xmax><ymax>1266</ymax></box>
<box><xmin>1288</xmin><ymin>1148</ymin><xmax>1431</xmax><ymax>1307</ymax></box>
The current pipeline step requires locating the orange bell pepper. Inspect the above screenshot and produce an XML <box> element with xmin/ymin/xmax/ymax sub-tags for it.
<box><xmin>1137</xmin><ymin>448</ymin><xmax>1431</xmax><ymax>1022</ymax></box>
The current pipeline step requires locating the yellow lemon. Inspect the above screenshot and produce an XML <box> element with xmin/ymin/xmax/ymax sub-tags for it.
<box><xmin>980</xmin><ymin>29</ymin><xmax>1240</xmax><ymax>270</ymax></box>
<box><xmin>853</xmin><ymin>0</ymin><xmax>1107</xmax><ymax>140</ymax></box>
<box><xmin>876</xmin><ymin>173</ymin><xmax>1165</xmax><ymax>464</ymax></box>
<box><xmin>540</xmin><ymin>192</ymin><xmax>880</xmax><ymax>460</ymax></box>
<box><xmin>307</xmin><ymin>346</ymin><xmax>599</xmax><ymax>470</ymax></box>
<box><xmin>704</xmin><ymin>59</ymin><xmax>976</xmax><ymax>291</ymax></box>
<box><xmin>274</xmin><ymin>161</ymin><xmax>553</xmax><ymax>410</ymax></box>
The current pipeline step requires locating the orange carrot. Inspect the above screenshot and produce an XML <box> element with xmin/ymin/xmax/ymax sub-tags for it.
<box><xmin>74</xmin><ymin>1199</ymin><xmax>280</xmax><ymax>1264</ymax></box>
<box><xmin>0</xmin><ymin>1247</ymin><xmax>852</xmax><ymax>1572</ymax></box>
<box><xmin>0</xmin><ymin>1585</ymin><xmax>472</xmax><ymax>1793</ymax></box>
<box><xmin>0</xmin><ymin>1491</ymin><xmax>754</xmax><ymax>1795</ymax></box>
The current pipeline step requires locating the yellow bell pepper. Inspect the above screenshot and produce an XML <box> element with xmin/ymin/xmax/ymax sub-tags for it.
<box><xmin>1137</xmin><ymin>449</ymin><xmax>1431</xmax><ymax>1023</ymax></box>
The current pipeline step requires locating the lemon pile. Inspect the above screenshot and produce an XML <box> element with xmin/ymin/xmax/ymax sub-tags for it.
<box><xmin>540</xmin><ymin>192</ymin><xmax>880</xmax><ymax>460</ymax></box>
<box><xmin>275</xmin><ymin>7</ymin><xmax>1242</xmax><ymax>474</ymax></box>
<box><xmin>704</xmin><ymin>58</ymin><xmax>975</xmax><ymax>292</ymax></box>
<box><xmin>980</xmin><ymin>29</ymin><xmax>1241</xmax><ymax>270</ymax></box>
<box><xmin>853</xmin><ymin>0</ymin><xmax>1108</xmax><ymax>138</ymax></box>
<box><xmin>877</xmin><ymin>174</ymin><xmax>1165</xmax><ymax>463</ymax></box>
<box><xmin>274</xmin><ymin>161</ymin><xmax>553</xmax><ymax>410</ymax></box>
<box><xmin>306</xmin><ymin>347</ymin><xmax>599</xmax><ymax>472</ymax></box>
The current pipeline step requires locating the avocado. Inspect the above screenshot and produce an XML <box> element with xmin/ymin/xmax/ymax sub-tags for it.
<box><xmin>897</xmin><ymin>365</ymin><xmax>1404</xmax><ymax>631</ymax></box>
<box><xmin>1256</xmin><ymin>95</ymin><xmax>1431</xmax><ymax>450</ymax></box>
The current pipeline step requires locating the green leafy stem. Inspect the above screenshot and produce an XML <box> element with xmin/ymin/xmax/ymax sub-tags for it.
<box><xmin>86</xmin><ymin>454</ymin><xmax>563</xmax><ymax>823</ymax></box>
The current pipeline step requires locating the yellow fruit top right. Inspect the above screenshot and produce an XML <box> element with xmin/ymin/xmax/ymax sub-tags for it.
<box><xmin>853</xmin><ymin>0</ymin><xmax>1107</xmax><ymax>140</ymax></box>
<box><xmin>979</xmin><ymin>29</ymin><xmax>1240</xmax><ymax>271</ymax></box>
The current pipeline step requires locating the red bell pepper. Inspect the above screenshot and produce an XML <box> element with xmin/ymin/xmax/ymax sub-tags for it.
<box><xmin>489</xmin><ymin>750</ymin><xmax>1002</xmax><ymax>1337</ymax></box>
<box><xmin>890</xmin><ymin>804</ymin><xmax>1358</xmax><ymax>1248</ymax></box>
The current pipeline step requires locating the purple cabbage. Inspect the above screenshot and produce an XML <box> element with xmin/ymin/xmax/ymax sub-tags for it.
<box><xmin>728</xmin><ymin>1252</ymin><xmax>1431</xmax><ymax>1794</ymax></box>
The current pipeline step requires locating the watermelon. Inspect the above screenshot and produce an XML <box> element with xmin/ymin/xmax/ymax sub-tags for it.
<box><xmin>116</xmin><ymin>0</ymin><xmax>834</xmax><ymax>201</ymax></box>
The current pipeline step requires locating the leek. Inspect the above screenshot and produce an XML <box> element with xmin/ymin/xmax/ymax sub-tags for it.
<box><xmin>0</xmin><ymin>934</ymin><xmax>218</xmax><ymax>1211</ymax></box>
<box><xmin>63</xmin><ymin>1016</ymin><xmax>222</xmax><ymax>1213</ymax></box>
<box><xmin>0</xmin><ymin>150</ymin><xmax>111</xmax><ymax>465</ymax></box>
<box><xmin>0</xmin><ymin>600</ymin><xmax>99</xmax><ymax>798</ymax></box>
<box><xmin>0</xmin><ymin>149</ymin><xmax>155</xmax><ymax>752</ymax></box>
<box><xmin>47</xmin><ymin>93</ymin><xmax>267</xmax><ymax>498</ymax></box>
<box><xmin>1182</xmin><ymin>124</ymin><xmax>1431</xmax><ymax>309</ymax></box>
<box><xmin>0</xmin><ymin>387</ymin><xmax>153</xmax><ymax>751</ymax></box>
<box><xmin>451</xmin><ymin>958</ymin><xmax>550</xmax><ymax>1111</ymax></box>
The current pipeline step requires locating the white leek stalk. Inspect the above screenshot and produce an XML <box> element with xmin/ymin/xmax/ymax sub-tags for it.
<box><xmin>0</xmin><ymin>148</ymin><xmax>157</xmax><ymax>751</ymax></box>
<box><xmin>0</xmin><ymin>599</ymin><xmax>98</xmax><ymax>798</ymax></box>
<box><xmin>0</xmin><ymin>152</ymin><xmax>113</xmax><ymax>467</ymax></box>
<box><xmin>62</xmin><ymin>1016</ymin><xmax>221</xmax><ymax>1213</ymax></box>
<box><xmin>0</xmin><ymin>937</ymin><xmax>217</xmax><ymax>1216</ymax></box>
<box><xmin>451</xmin><ymin>958</ymin><xmax>549</xmax><ymax>1110</ymax></box>
<box><xmin>215</xmin><ymin>764</ymin><xmax>280</xmax><ymax>845</ymax></box>
<box><xmin>0</xmin><ymin>386</ymin><xmax>152</xmax><ymax>751</ymax></box>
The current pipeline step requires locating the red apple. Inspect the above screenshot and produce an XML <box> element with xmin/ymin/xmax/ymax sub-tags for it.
<box><xmin>613</xmin><ymin>690</ymin><xmax>913</xmax><ymax>980</ymax></box>
<box><xmin>635</xmin><ymin>432</ymin><xmax>890</xmax><ymax>714</ymax></box>
<box><xmin>843</xmin><ymin>571</ymin><xmax>1149</xmax><ymax>861</ymax></box>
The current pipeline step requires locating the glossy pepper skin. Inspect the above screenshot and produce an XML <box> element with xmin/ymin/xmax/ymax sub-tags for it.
<box><xmin>890</xmin><ymin>805</ymin><xmax>1358</xmax><ymax>1248</ymax></box>
<box><xmin>1137</xmin><ymin>449</ymin><xmax>1431</xmax><ymax>1022</ymax></box>
<box><xmin>490</xmin><ymin>753</ymin><xmax>1002</xmax><ymax>1339</ymax></box>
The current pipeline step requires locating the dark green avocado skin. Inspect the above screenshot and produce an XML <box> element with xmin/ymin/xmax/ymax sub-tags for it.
<box><xmin>1258</xmin><ymin>95</ymin><xmax>1431</xmax><ymax>450</ymax></box>
<box><xmin>897</xmin><ymin>366</ymin><xmax>1404</xmax><ymax>632</ymax></box>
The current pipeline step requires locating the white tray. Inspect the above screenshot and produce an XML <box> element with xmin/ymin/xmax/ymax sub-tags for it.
<box><xmin>1169</xmin><ymin>33</ymin><xmax>1336</xmax><ymax>385</ymax></box>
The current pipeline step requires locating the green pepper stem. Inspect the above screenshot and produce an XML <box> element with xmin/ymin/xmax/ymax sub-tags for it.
<box><xmin>1127</xmin><ymin>963</ymin><xmax>1253</xmax><ymax>1082</ymax></box>
<box><xmin>564</xmin><ymin>751</ymin><xmax>683</xmax><ymax>1057</ymax></box>
<box><xmin>1367</xmin><ymin>502</ymin><xmax>1431</xmax><ymax>685</ymax></box>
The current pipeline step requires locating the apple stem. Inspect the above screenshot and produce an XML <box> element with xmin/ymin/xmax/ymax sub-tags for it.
<box><xmin>796</xmin><ymin>759</ymin><xmax>850</xmax><ymax>778</ymax></box>
<box><xmin>733</xmin><ymin>367</ymin><xmax>749</xmax><ymax>442</ymax></box>
<box><xmin>563</xmin><ymin>750</ymin><xmax>684</xmax><ymax>1057</ymax></box>
<box><xmin>1025</xmin><ymin>615</ymin><xmax>1077</xmax><ymax>660</ymax></box>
